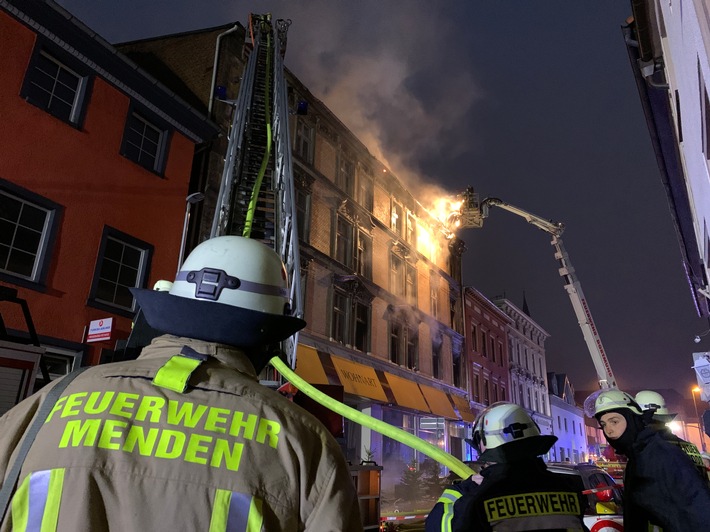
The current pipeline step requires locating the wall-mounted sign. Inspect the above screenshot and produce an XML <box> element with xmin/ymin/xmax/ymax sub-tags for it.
<box><xmin>87</xmin><ymin>318</ymin><xmax>113</xmax><ymax>343</ymax></box>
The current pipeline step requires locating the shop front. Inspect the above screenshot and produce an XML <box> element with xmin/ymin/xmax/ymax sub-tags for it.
<box><xmin>293</xmin><ymin>339</ymin><xmax>476</xmax><ymax>512</ymax></box>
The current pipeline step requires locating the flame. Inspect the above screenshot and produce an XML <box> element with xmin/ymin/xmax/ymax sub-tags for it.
<box><xmin>430</xmin><ymin>197</ymin><xmax>463</xmax><ymax>229</ymax></box>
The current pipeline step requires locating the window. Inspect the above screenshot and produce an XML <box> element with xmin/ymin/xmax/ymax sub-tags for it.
<box><xmin>389</xmin><ymin>320</ymin><xmax>418</xmax><ymax>368</ymax></box>
<box><xmin>21</xmin><ymin>44</ymin><xmax>91</xmax><ymax>126</ymax></box>
<box><xmin>430</xmin><ymin>275</ymin><xmax>439</xmax><ymax>318</ymax></box>
<box><xmin>353</xmin><ymin>301</ymin><xmax>369</xmax><ymax>352</ymax></box>
<box><xmin>473</xmin><ymin>373</ymin><xmax>480</xmax><ymax>403</ymax></box>
<box><xmin>481</xmin><ymin>332</ymin><xmax>488</xmax><ymax>357</ymax></box>
<box><xmin>355</xmin><ymin>230</ymin><xmax>372</xmax><ymax>279</ymax></box>
<box><xmin>483</xmin><ymin>378</ymin><xmax>490</xmax><ymax>406</ymax></box>
<box><xmin>332</xmin><ymin>289</ymin><xmax>348</xmax><ymax>344</ymax></box>
<box><xmin>432</xmin><ymin>333</ymin><xmax>442</xmax><ymax>379</ymax></box>
<box><xmin>564</xmin><ymin>418</ymin><xmax>568</xmax><ymax>432</ymax></box>
<box><xmin>389</xmin><ymin>321</ymin><xmax>402</xmax><ymax>364</ymax></box>
<box><xmin>406</xmin><ymin>326</ymin><xmax>418</xmax><ymax>370</ymax></box>
<box><xmin>121</xmin><ymin>107</ymin><xmax>170</xmax><ymax>174</ymax></box>
<box><xmin>89</xmin><ymin>227</ymin><xmax>152</xmax><ymax>315</ymax></box>
<box><xmin>357</xmin><ymin>166</ymin><xmax>374</xmax><ymax>212</ymax></box>
<box><xmin>497</xmin><ymin>342</ymin><xmax>503</xmax><ymax>366</ymax></box>
<box><xmin>331</xmin><ymin>288</ymin><xmax>371</xmax><ymax>352</ymax></box>
<box><xmin>490</xmin><ymin>337</ymin><xmax>496</xmax><ymax>363</ymax></box>
<box><xmin>335</xmin><ymin>216</ymin><xmax>353</xmax><ymax>267</ymax></box>
<box><xmin>0</xmin><ymin>180</ymin><xmax>61</xmax><ymax>285</ymax></box>
<box><xmin>558</xmin><ymin>416</ymin><xmax>561</xmax><ymax>429</ymax></box>
<box><xmin>471</xmin><ymin>324</ymin><xmax>478</xmax><ymax>351</ymax></box>
<box><xmin>295</xmin><ymin>119</ymin><xmax>314</xmax><ymax>164</ymax></box>
<box><xmin>492</xmin><ymin>382</ymin><xmax>498</xmax><ymax>402</ymax></box>
<box><xmin>406</xmin><ymin>213</ymin><xmax>416</xmax><ymax>244</ymax></box>
<box><xmin>390</xmin><ymin>253</ymin><xmax>404</xmax><ymax>297</ymax></box>
<box><xmin>337</xmin><ymin>154</ymin><xmax>355</xmax><ymax>197</ymax></box>
<box><xmin>405</xmin><ymin>263</ymin><xmax>417</xmax><ymax>306</ymax></box>
<box><xmin>334</xmin><ymin>214</ymin><xmax>372</xmax><ymax>278</ymax></box>
<box><xmin>295</xmin><ymin>188</ymin><xmax>311</xmax><ymax>242</ymax></box>
<box><xmin>391</xmin><ymin>201</ymin><xmax>404</xmax><ymax>236</ymax></box>
<box><xmin>453</xmin><ymin>345</ymin><xmax>462</xmax><ymax>387</ymax></box>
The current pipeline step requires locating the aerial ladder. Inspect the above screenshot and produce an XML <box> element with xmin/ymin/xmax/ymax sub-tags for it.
<box><xmin>211</xmin><ymin>14</ymin><xmax>302</xmax><ymax>369</ymax></box>
<box><xmin>455</xmin><ymin>187</ymin><xmax>617</xmax><ymax>389</ymax></box>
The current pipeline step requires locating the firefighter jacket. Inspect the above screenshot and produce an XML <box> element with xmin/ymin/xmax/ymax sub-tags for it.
<box><xmin>652</xmin><ymin>424</ymin><xmax>709</xmax><ymax>485</ymax></box>
<box><xmin>622</xmin><ymin>426</ymin><xmax>710</xmax><ymax>531</ymax></box>
<box><xmin>425</xmin><ymin>459</ymin><xmax>589</xmax><ymax>532</ymax></box>
<box><xmin>0</xmin><ymin>335</ymin><xmax>362</xmax><ymax>532</ymax></box>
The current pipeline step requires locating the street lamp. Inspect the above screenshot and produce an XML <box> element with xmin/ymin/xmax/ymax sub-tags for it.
<box><xmin>178</xmin><ymin>192</ymin><xmax>205</xmax><ymax>273</ymax></box>
<box><xmin>692</xmin><ymin>386</ymin><xmax>707</xmax><ymax>452</ymax></box>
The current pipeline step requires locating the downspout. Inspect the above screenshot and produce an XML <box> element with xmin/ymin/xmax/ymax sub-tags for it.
<box><xmin>208</xmin><ymin>24</ymin><xmax>240</xmax><ymax>117</ymax></box>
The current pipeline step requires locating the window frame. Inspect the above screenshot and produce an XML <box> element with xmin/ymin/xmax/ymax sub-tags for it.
<box><xmin>329</xmin><ymin>287</ymin><xmax>371</xmax><ymax>352</ymax></box>
<box><xmin>294</xmin><ymin>118</ymin><xmax>315</xmax><ymax>164</ymax></box>
<box><xmin>88</xmin><ymin>226</ymin><xmax>153</xmax><ymax>317</ymax></box>
<box><xmin>0</xmin><ymin>179</ymin><xmax>62</xmax><ymax>288</ymax></box>
<box><xmin>20</xmin><ymin>38</ymin><xmax>93</xmax><ymax>128</ymax></box>
<box><xmin>295</xmin><ymin>186</ymin><xmax>311</xmax><ymax>242</ymax></box>
<box><xmin>120</xmin><ymin>103</ymin><xmax>171</xmax><ymax>175</ymax></box>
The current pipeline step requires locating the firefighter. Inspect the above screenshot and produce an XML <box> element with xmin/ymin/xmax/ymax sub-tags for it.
<box><xmin>425</xmin><ymin>402</ymin><xmax>588</xmax><ymax>532</ymax></box>
<box><xmin>635</xmin><ymin>389</ymin><xmax>708</xmax><ymax>483</ymax></box>
<box><xmin>0</xmin><ymin>236</ymin><xmax>362</xmax><ymax>531</ymax></box>
<box><xmin>585</xmin><ymin>388</ymin><xmax>710</xmax><ymax>531</ymax></box>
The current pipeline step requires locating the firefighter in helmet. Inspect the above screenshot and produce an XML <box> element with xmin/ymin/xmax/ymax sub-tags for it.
<box><xmin>585</xmin><ymin>388</ymin><xmax>710</xmax><ymax>531</ymax></box>
<box><xmin>0</xmin><ymin>236</ymin><xmax>361</xmax><ymax>531</ymax></box>
<box><xmin>425</xmin><ymin>402</ymin><xmax>588</xmax><ymax>531</ymax></box>
<box><xmin>635</xmin><ymin>389</ymin><xmax>708</xmax><ymax>483</ymax></box>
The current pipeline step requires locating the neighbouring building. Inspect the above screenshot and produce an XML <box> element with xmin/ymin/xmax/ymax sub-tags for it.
<box><xmin>462</xmin><ymin>286</ymin><xmax>511</xmax><ymax>459</ymax></box>
<box><xmin>623</xmin><ymin>1</ymin><xmax>710</xmax><ymax>319</ymax></box>
<box><xmin>0</xmin><ymin>0</ymin><xmax>217</xmax><ymax>408</ymax></box>
<box><xmin>495</xmin><ymin>298</ymin><xmax>554</xmax><ymax>439</ymax></box>
<box><xmin>548</xmin><ymin>372</ymin><xmax>587</xmax><ymax>463</ymax></box>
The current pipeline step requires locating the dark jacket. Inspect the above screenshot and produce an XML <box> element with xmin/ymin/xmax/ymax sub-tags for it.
<box><xmin>623</xmin><ymin>426</ymin><xmax>710</xmax><ymax>531</ymax></box>
<box><xmin>425</xmin><ymin>459</ymin><xmax>589</xmax><ymax>532</ymax></box>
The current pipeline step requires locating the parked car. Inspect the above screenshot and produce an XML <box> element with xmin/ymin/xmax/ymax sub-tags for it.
<box><xmin>546</xmin><ymin>462</ymin><xmax>624</xmax><ymax>530</ymax></box>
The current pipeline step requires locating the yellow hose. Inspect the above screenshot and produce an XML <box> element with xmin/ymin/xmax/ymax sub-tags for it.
<box><xmin>270</xmin><ymin>357</ymin><xmax>476</xmax><ymax>479</ymax></box>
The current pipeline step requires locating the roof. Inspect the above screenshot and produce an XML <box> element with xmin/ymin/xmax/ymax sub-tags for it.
<box><xmin>2</xmin><ymin>0</ymin><xmax>219</xmax><ymax>143</ymax></box>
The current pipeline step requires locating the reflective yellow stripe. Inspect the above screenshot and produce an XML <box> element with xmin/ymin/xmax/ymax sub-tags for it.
<box><xmin>10</xmin><ymin>469</ymin><xmax>64</xmax><ymax>532</ymax></box>
<box><xmin>10</xmin><ymin>473</ymin><xmax>30</xmax><ymax>532</ymax></box>
<box><xmin>209</xmin><ymin>489</ymin><xmax>232</xmax><ymax>532</ymax></box>
<box><xmin>209</xmin><ymin>488</ymin><xmax>264</xmax><ymax>532</ymax></box>
<box><xmin>246</xmin><ymin>497</ymin><xmax>263</xmax><ymax>532</ymax></box>
<box><xmin>438</xmin><ymin>488</ymin><xmax>462</xmax><ymax>532</ymax></box>
<box><xmin>153</xmin><ymin>355</ymin><xmax>203</xmax><ymax>393</ymax></box>
<box><xmin>41</xmin><ymin>469</ymin><xmax>64</xmax><ymax>532</ymax></box>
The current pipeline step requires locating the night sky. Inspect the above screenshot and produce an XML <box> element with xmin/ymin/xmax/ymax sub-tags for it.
<box><xmin>55</xmin><ymin>0</ymin><xmax>709</xmax><ymax>397</ymax></box>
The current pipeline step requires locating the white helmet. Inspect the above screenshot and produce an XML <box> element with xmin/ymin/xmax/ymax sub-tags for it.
<box><xmin>470</xmin><ymin>402</ymin><xmax>555</xmax><ymax>459</ymax></box>
<box><xmin>635</xmin><ymin>390</ymin><xmax>676</xmax><ymax>421</ymax></box>
<box><xmin>584</xmin><ymin>389</ymin><xmax>643</xmax><ymax>418</ymax></box>
<box><xmin>131</xmin><ymin>236</ymin><xmax>305</xmax><ymax>347</ymax></box>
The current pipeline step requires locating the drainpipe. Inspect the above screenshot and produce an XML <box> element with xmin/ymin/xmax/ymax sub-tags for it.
<box><xmin>208</xmin><ymin>24</ymin><xmax>240</xmax><ymax>117</ymax></box>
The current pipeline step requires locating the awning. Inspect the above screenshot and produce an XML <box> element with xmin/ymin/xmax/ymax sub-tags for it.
<box><xmin>420</xmin><ymin>385</ymin><xmax>458</xmax><ymax>419</ymax></box>
<box><xmin>384</xmin><ymin>373</ymin><xmax>431</xmax><ymax>413</ymax></box>
<box><xmin>330</xmin><ymin>356</ymin><xmax>388</xmax><ymax>402</ymax></box>
<box><xmin>294</xmin><ymin>345</ymin><xmax>330</xmax><ymax>385</ymax></box>
<box><xmin>450</xmin><ymin>394</ymin><xmax>476</xmax><ymax>423</ymax></box>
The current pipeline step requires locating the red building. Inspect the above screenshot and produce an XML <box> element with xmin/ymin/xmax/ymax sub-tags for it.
<box><xmin>0</xmin><ymin>0</ymin><xmax>217</xmax><ymax>389</ymax></box>
<box><xmin>463</xmin><ymin>287</ymin><xmax>512</xmax><ymax>416</ymax></box>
